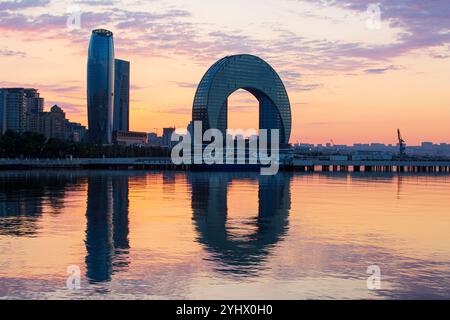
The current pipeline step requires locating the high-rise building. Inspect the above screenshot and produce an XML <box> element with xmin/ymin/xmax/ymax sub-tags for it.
<box><xmin>113</xmin><ymin>59</ymin><xmax>130</xmax><ymax>132</ymax></box>
<box><xmin>0</xmin><ymin>88</ymin><xmax>29</xmax><ymax>134</ymax></box>
<box><xmin>24</xmin><ymin>89</ymin><xmax>44</xmax><ymax>114</ymax></box>
<box><xmin>87</xmin><ymin>29</ymin><xmax>115</xmax><ymax>145</ymax></box>
<box><xmin>24</xmin><ymin>88</ymin><xmax>44</xmax><ymax>133</ymax></box>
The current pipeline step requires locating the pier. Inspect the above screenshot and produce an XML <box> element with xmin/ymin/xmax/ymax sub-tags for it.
<box><xmin>292</xmin><ymin>159</ymin><xmax>450</xmax><ymax>173</ymax></box>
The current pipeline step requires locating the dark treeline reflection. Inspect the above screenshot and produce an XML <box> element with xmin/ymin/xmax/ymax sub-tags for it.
<box><xmin>0</xmin><ymin>171</ymin><xmax>83</xmax><ymax>236</ymax></box>
<box><xmin>85</xmin><ymin>172</ymin><xmax>139</xmax><ymax>283</ymax></box>
<box><xmin>189</xmin><ymin>172</ymin><xmax>292</xmax><ymax>276</ymax></box>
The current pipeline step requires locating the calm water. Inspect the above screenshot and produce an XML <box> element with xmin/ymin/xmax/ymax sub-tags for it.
<box><xmin>0</xmin><ymin>170</ymin><xmax>450</xmax><ymax>300</ymax></box>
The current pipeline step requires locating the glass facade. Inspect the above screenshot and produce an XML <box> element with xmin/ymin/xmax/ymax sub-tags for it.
<box><xmin>113</xmin><ymin>59</ymin><xmax>130</xmax><ymax>132</ymax></box>
<box><xmin>87</xmin><ymin>29</ymin><xmax>115</xmax><ymax>144</ymax></box>
<box><xmin>193</xmin><ymin>54</ymin><xmax>292</xmax><ymax>146</ymax></box>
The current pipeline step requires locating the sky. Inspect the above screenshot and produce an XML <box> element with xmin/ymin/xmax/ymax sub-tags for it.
<box><xmin>0</xmin><ymin>0</ymin><xmax>449</xmax><ymax>145</ymax></box>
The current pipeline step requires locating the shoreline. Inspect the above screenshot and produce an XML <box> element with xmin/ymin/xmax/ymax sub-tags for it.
<box><xmin>1</xmin><ymin>157</ymin><xmax>450</xmax><ymax>174</ymax></box>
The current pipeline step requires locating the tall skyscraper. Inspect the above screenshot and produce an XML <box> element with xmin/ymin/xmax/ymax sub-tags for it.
<box><xmin>0</xmin><ymin>88</ymin><xmax>43</xmax><ymax>134</ymax></box>
<box><xmin>87</xmin><ymin>29</ymin><xmax>115</xmax><ymax>145</ymax></box>
<box><xmin>113</xmin><ymin>59</ymin><xmax>130</xmax><ymax>132</ymax></box>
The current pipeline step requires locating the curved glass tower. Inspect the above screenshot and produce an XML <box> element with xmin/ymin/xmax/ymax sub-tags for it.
<box><xmin>87</xmin><ymin>29</ymin><xmax>115</xmax><ymax>144</ymax></box>
<box><xmin>193</xmin><ymin>54</ymin><xmax>292</xmax><ymax>146</ymax></box>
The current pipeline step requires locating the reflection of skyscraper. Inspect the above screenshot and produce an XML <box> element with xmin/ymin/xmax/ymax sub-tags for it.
<box><xmin>112</xmin><ymin>175</ymin><xmax>130</xmax><ymax>255</ymax></box>
<box><xmin>85</xmin><ymin>173</ymin><xmax>130</xmax><ymax>283</ymax></box>
<box><xmin>87</xmin><ymin>29</ymin><xmax>115</xmax><ymax>145</ymax></box>
<box><xmin>113</xmin><ymin>59</ymin><xmax>130</xmax><ymax>132</ymax></box>
<box><xmin>189</xmin><ymin>172</ymin><xmax>292</xmax><ymax>276</ymax></box>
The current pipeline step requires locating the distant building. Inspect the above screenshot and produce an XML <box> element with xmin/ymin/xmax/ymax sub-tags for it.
<box><xmin>162</xmin><ymin>127</ymin><xmax>175</xmax><ymax>147</ymax></box>
<box><xmin>187</xmin><ymin>121</ymin><xmax>194</xmax><ymax>137</ymax></box>
<box><xmin>0</xmin><ymin>88</ymin><xmax>29</xmax><ymax>133</ymax></box>
<box><xmin>0</xmin><ymin>88</ymin><xmax>87</xmax><ymax>142</ymax></box>
<box><xmin>24</xmin><ymin>89</ymin><xmax>44</xmax><ymax>133</ymax></box>
<box><xmin>65</xmin><ymin>120</ymin><xmax>87</xmax><ymax>143</ymax></box>
<box><xmin>113</xmin><ymin>59</ymin><xmax>130</xmax><ymax>132</ymax></box>
<box><xmin>421</xmin><ymin>142</ymin><xmax>433</xmax><ymax>148</ymax></box>
<box><xmin>39</xmin><ymin>105</ymin><xmax>66</xmax><ymax>140</ymax></box>
<box><xmin>87</xmin><ymin>29</ymin><xmax>115</xmax><ymax>145</ymax></box>
<box><xmin>114</xmin><ymin>131</ymin><xmax>148</xmax><ymax>146</ymax></box>
<box><xmin>147</xmin><ymin>132</ymin><xmax>162</xmax><ymax>146</ymax></box>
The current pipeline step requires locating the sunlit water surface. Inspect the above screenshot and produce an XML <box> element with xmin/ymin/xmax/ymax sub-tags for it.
<box><xmin>0</xmin><ymin>170</ymin><xmax>449</xmax><ymax>299</ymax></box>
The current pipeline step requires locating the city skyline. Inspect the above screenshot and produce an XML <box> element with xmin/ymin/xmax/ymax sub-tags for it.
<box><xmin>0</xmin><ymin>1</ymin><xmax>450</xmax><ymax>145</ymax></box>
<box><xmin>2</xmin><ymin>1</ymin><xmax>450</xmax><ymax>304</ymax></box>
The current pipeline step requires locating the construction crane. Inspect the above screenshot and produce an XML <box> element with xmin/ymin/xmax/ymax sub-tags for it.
<box><xmin>397</xmin><ymin>129</ymin><xmax>406</xmax><ymax>157</ymax></box>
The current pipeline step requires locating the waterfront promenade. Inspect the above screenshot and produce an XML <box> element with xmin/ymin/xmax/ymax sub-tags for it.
<box><xmin>1</xmin><ymin>157</ymin><xmax>450</xmax><ymax>173</ymax></box>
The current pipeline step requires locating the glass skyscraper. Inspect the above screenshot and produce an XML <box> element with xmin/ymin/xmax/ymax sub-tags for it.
<box><xmin>113</xmin><ymin>59</ymin><xmax>130</xmax><ymax>132</ymax></box>
<box><xmin>87</xmin><ymin>29</ymin><xmax>115</xmax><ymax>145</ymax></box>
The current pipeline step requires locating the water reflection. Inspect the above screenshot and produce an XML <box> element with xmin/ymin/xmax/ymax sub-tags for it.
<box><xmin>1</xmin><ymin>171</ymin><xmax>450</xmax><ymax>299</ymax></box>
<box><xmin>85</xmin><ymin>173</ymin><xmax>131</xmax><ymax>283</ymax></box>
<box><xmin>0</xmin><ymin>172</ymin><xmax>82</xmax><ymax>236</ymax></box>
<box><xmin>189</xmin><ymin>172</ymin><xmax>291</xmax><ymax>276</ymax></box>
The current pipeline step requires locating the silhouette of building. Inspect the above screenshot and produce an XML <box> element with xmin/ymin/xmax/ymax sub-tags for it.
<box><xmin>162</xmin><ymin>127</ymin><xmax>175</xmax><ymax>147</ymax></box>
<box><xmin>24</xmin><ymin>89</ymin><xmax>44</xmax><ymax>133</ymax></box>
<box><xmin>65</xmin><ymin>120</ymin><xmax>87</xmax><ymax>143</ymax></box>
<box><xmin>113</xmin><ymin>59</ymin><xmax>130</xmax><ymax>132</ymax></box>
<box><xmin>0</xmin><ymin>88</ymin><xmax>44</xmax><ymax>134</ymax></box>
<box><xmin>39</xmin><ymin>105</ymin><xmax>66</xmax><ymax>140</ymax></box>
<box><xmin>147</xmin><ymin>132</ymin><xmax>162</xmax><ymax>146</ymax></box>
<box><xmin>87</xmin><ymin>29</ymin><xmax>115</xmax><ymax>145</ymax></box>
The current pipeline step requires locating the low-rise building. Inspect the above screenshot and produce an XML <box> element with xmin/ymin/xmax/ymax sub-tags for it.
<box><xmin>65</xmin><ymin>120</ymin><xmax>87</xmax><ymax>143</ymax></box>
<box><xmin>114</xmin><ymin>131</ymin><xmax>148</xmax><ymax>146</ymax></box>
<box><xmin>147</xmin><ymin>132</ymin><xmax>162</xmax><ymax>146</ymax></box>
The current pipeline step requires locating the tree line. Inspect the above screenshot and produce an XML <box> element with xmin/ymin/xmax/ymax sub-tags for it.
<box><xmin>0</xmin><ymin>130</ymin><xmax>170</xmax><ymax>159</ymax></box>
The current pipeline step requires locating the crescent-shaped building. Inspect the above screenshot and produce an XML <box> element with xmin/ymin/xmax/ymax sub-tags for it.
<box><xmin>193</xmin><ymin>54</ymin><xmax>292</xmax><ymax>146</ymax></box>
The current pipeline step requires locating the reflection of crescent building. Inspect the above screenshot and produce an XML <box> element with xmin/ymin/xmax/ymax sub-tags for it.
<box><xmin>189</xmin><ymin>172</ymin><xmax>292</xmax><ymax>276</ymax></box>
<box><xmin>193</xmin><ymin>54</ymin><xmax>292</xmax><ymax>146</ymax></box>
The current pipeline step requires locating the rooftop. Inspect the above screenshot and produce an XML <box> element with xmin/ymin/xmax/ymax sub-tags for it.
<box><xmin>92</xmin><ymin>29</ymin><xmax>113</xmax><ymax>37</ymax></box>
